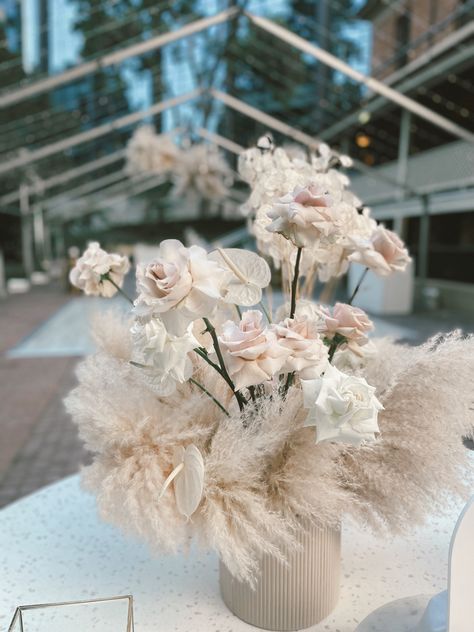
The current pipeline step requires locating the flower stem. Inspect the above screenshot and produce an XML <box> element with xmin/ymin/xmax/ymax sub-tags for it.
<box><xmin>327</xmin><ymin>333</ymin><xmax>348</xmax><ymax>363</ymax></box>
<box><xmin>348</xmin><ymin>267</ymin><xmax>369</xmax><ymax>306</ymax></box>
<box><xmin>102</xmin><ymin>274</ymin><xmax>134</xmax><ymax>305</ymax></box>
<box><xmin>189</xmin><ymin>377</ymin><xmax>230</xmax><ymax>417</ymax></box>
<box><xmin>259</xmin><ymin>300</ymin><xmax>272</xmax><ymax>323</ymax></box>
<box><xmin>202</xmin><ymin>317</ymin><xmax>247</xmax><ymax>411</ymax></box>
<box><xmin>290</xmin><ymin>247</ymin><xmax>303</xmax><ymax>319</ymax></box>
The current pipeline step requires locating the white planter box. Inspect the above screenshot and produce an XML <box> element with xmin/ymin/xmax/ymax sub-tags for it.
<box><xmin>348</xmin><ymin>262</ymin><xmax>414</xmax><ymax>315</ymax></box>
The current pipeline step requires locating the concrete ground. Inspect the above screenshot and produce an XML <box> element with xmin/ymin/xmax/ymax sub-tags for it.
<box><xmin>0</xmin><ymin>281</ymin><xmax>472</xmax><ymax>508</ymax></box>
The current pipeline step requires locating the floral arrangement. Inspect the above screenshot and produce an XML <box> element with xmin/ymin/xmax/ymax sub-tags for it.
<box><xmin>126</xmin><ymin>125</ymin><xmax>233</xmax><ymax>203</ymax></box>
<box><xmin>66</xmin><ymin>139</ymin><xmax>474</xmax><ymax>584</ymax></box>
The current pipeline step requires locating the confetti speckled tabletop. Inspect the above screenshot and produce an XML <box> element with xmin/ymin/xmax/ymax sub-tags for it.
<box><xmin>0</xmin><ymin>471</ymin><xmax>471</xmax><ymax>632</ymax></box>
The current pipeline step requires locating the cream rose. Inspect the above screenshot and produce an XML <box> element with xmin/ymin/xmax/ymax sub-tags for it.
<box><xmin>218</xmin><ymin>310</ymin><xmax>289</xmax><ymax>390</ymax></box>
<box><xmin>135</xmin><ymin>239</ymin><xmax>229</xmax><ymax>336</ymax></box>
<box><xmin>349</xmin><ymin>226</ymin><xmax>411</xmax><ymax>276</ymax></box>
<box><xmin>266</xmin><ymin>184</ymin><xmax>340</xmax><ymax>248</ymax></box>
<box><xmin>272</xmin><ymin>316</ymin><xmax>328</xmax><ymax>379</ymax></box>
<box><xmin>69</xmin><ymin>242</ymin><xmax>130</xmax><ymax>297</ymax></box>
<box><xmin>131</xmin><ymin>317</ymin><xmax>198</xmax><ymax>396</ymax></box>
<box><xmin>319</xmin><ymin>303</ymin><xmax>373</xmax><ymax>347</ymax></box>
<box><xmin>302</xmin><ymin>364</ymin><xmax>382</xmax><ymax>445</ymax></box>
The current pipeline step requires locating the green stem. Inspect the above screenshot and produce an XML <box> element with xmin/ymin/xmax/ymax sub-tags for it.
<box><xmin>259</xmin><ymin>300</ymin><xmax>272</xmax><ymax>323</ymax></box>
<box><xmin>189</xmin><ymin>377</ymin><xmax>230</xmax><ymax>417</ymax></box>
<box><xmin>102</xmin><ymin>274</ymin><xmax>134</xmax><ymax>305</ymax></box>
<box><xmin>290</xmin><ymin>247</ymin><xmax>303</xmax><ymax>319</ymax></box>
<box><xmin>235</xmin><ymin>304</ymin><xmax>242</xmax><ymax>319</ymax></box>
<box><xmin>202</xmin><ymin>317</ymin><xmax>247</xmax><ymax>411</ymax></box>
<box><xmin>348</xmin><ymin>267</ymin><xmax>369</xmax><ymax>305</ymax></box>
<box><xmin>327</xmin><ymin>333</ymin><xmax>348</xmax><ymax>363</ymax></box>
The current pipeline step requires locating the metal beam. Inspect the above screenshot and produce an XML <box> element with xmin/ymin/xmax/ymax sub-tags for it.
<box><xmin>45</xmin><ymin>169</ymin><xmax>129</xmax><ymax>211</ymax></box>
<box><xmin>50</xmin><ymin>174</ymin><xmax>165</xmax><ymax>223</ymax></box>
<box><xmin>0</xmin><ymin>150</ymin><xmax>126</xmax><ymax>210</ymax></box>
<box><xmin>246</xmin><ymin>11</ymin><xmax>474</xmax><ymax>144</ymax></box>
<box><xmin>321</xmin><ymin>42</ymin><xmax>474</xmax><ymax>141</ymax></box>
<box><xmin>0</xmin><ymin>90</ymin><xmax>201</xmax><ymax>176</ymax></box>
<box><xmin>0</xmin><ymin>9</ymin><xmax>237</xmax><ymax>108</ymax></box>
<box><xmin>196</xmin><ymin>127</ymin><xmax>244</xmax><ymax>154</ymax></box>
<box><xmin>210</xmin><ymin>89</ymin><xmax>321</xmax><ymax>149</ymax></box>
<box><xmin>46</xmin><ymin>172</ymin><xmax>154</xmax><ymax>220</ymax></box>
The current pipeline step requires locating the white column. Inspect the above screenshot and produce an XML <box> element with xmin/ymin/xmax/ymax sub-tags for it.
<box><xmin>19</xmin><ymin>184</ymin><xmax>34</xmax><ymax>279</ymax></box>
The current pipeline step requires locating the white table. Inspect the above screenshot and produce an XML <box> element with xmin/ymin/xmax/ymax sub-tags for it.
<box><xmin>0</xmin><ymin>474</ymin><xmax>469</xmax><ymax>631</ymax></box>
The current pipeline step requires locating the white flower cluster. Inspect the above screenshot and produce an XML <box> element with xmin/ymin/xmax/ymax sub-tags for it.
<box><xmin>125</xmin><ymin>126</ymin><xmax>180</xmax><ymax>176</ymax></box>
<box><xmin>68</xmin><ymin>242</ymin><xmax>130</xmax><ymax>298</ymax></box>
<box><xmin>70</xmin><ymin>135</ymin><xmax>414</xmax><ymax>470</ymax></box>
<box><xmin>238</xmin><ymin>137</ymin><xmax>411</xmax><ymax>282</ymax></box>
<box><xmin>126</xmin><ymin>126</ymin><xmax>233</xmax><ymax>202</ymax></box>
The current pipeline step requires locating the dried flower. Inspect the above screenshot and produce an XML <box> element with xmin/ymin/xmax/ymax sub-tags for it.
<box><xmin>69</xmin><ymin>242</ymin><xmax>130</xmax><ymax>297</ymax></box>
<box><xmin>218</xmin><ymin>310</ymin><xmax>289</xmax><ymax>390</ymax></box>
<box><xmin>266</xmin><ymin>184</ymin><xmax>340</xmax><ymax>248</ymax></box>
<box><xmin>135</xmin><ymin>239</ymin><xmax>228</xmax><ymax>336</ymax></box>
<box><xmin>273</xmin><ymin>316</ymin><xmax>328</xmax><ymax>379</ymax></box>
<box><xmin>302</xmin><ymin>364</ymin><xmax>382</xmax><ymax>445</ymax></box>
<box><xmin>349</xmin><ymin>226</ymin><xmax>411</xmax><ymax>276</ymax></box>
<box><xmin>126</xmin><ymin>126</ymin><xmax>180</xmax><ymax>175</ymax></box>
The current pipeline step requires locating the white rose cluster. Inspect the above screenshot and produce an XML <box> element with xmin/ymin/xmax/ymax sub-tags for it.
<box><xmin>238</xmin><ymin>137</ymin><xmax>411</xmax><ymax>283</ymax></box>
<box><xmin>69</xmin><ymin>241</ymin><xmax>130</xmax><ymax>298</ymax></box>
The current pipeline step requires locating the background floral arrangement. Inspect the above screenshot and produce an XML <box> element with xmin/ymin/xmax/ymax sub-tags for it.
<box><xmin>66</xmin><ymin>138</ymin><xmax>474</xmax><ymax>584</ymax></box>
<box><xmin>126</xmin><ymin>125</ymin><xmax>233</xmax><ymax>203</ymax></box>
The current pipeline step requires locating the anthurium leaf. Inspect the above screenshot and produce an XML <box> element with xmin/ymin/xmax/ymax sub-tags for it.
<box><xmin>172</xmin><ymin>444</ymin><xmax>205</xmax><ymax>519</ymax></box>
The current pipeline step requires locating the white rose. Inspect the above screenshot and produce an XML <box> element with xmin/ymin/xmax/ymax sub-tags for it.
<box><xmin>272</xmin><ymin>316</ymin><xmax>328</xmax><ymax>379</ymax></box>
<box><xmin>131</xmin><ymin>317</ymin><xmax>198</xmax><ymax>396</ymax></box>
<box><xmin>333</xmin><ymin>340</ymin><xmax>378</xmax><ymax>372</ymax></box>
<box><xmin>218</xmin><ymin>310</ymin><xmax>290</xmax><ymax>390</ymax></box>
<box><xmin>302</xmin><ymin>364</ymin><xmax>382</xmax><ymax>445</ymax></box>
<box><xmin>135</xmin><ymin>239</ymin><xmax>229</xmax><ymax>336</ymax></box>
<box><xmin>69</xmin><ymin>242</ymin><xmax>130</xmax><ymax>297</ymax></box>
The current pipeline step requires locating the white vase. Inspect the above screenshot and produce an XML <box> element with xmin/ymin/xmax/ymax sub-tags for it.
<box><xmin>219</xmin><ymin>523</ymin><xmax>341</xmax><ymax>631</ymax></box>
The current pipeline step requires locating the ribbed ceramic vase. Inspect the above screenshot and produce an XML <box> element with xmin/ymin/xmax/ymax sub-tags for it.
<box><xmin>220</xmin><ymin>523</ymin><xmax>341</xmax><ymax>631</ymax></box>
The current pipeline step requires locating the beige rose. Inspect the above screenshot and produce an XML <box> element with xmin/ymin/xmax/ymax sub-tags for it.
<box><xmin>266</xmin><ymin>184</ymin><xmax>340</xmax><ymax>248</ymax></box>
<box><xmin>218</xmin><ymin>310</ymin><xmax>289</xmax><ymax>390</ymax></box>
<box><xmin>135</xmin><ymin>239</ymin><xmax>229</xmax><ymax>336</ymax></box>
<box><xmin>320</xmin><ymin>302</ymin><xmax>373</xmax><ymax>347</ymax></box>
<box><xmin>349</xmin><ymin>226</ymin><xmax>411</xmax><ymax>276</ymax></box>
<box><xmin>69</xmin><ymin>242</ymin><xmax>130</xmax><ymax>298</ymax></box>
<box><xmin>272</xmin><ymin>316</ymin><xmax>328</xmax><ymax>379</ymax></box>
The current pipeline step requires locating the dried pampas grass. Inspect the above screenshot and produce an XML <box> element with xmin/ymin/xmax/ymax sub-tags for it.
<box><xmin>65</xmin><ymin>316</ymin><xmax>474</xmax><ymax>583</ymax></box>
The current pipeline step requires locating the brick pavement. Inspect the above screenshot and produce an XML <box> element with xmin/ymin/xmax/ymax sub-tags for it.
<box><xmin>0</xmin><ymin>284</ymin><xmax>87</xmax><ymax>508</ymax></box>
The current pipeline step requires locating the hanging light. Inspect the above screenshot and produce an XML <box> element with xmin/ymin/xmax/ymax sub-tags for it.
<box><xmin>356</xmin><ymin>133</ymin><xmax>371</xmax><ymax>148</ymax></box>
<box><xmin>358</xmin><ymin>110</ymin><xmax>371</xmax><ymax>124</ymax></box>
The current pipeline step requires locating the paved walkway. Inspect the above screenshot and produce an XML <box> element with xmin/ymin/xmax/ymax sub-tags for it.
<box><xmin>0</xmin><ymin>285</ymin><xmax>87</xmax><ymax>508</ymax></box>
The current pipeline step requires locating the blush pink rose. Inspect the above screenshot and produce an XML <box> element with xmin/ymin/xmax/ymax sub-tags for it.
<box><xmin>272</xmin><ymin>316</ymin><xmax>328</xmax><ymax>379</ymax></box>
<box><xmin>320</xmin><ymin>302</ymin><xmax>373</xmax><ymax>347</ymax></box>
<box><xmin>266</xmin><ymin>184</ymin><xmax>340</xmax><ymax>248</ymax></box>
<box><xmin>218</xmin><ymin>310</ymin><xmax>290</xmax><ymax>390</ymax></box>
<box><xmin>135</xmin><ymin>239</ymin><xmax>229</xmax><ymax>336</ymax></box>
<box><xmin>349</xmin><ymin>226</ymin><xmax>411</xmax><ymax>276</ymax></box>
